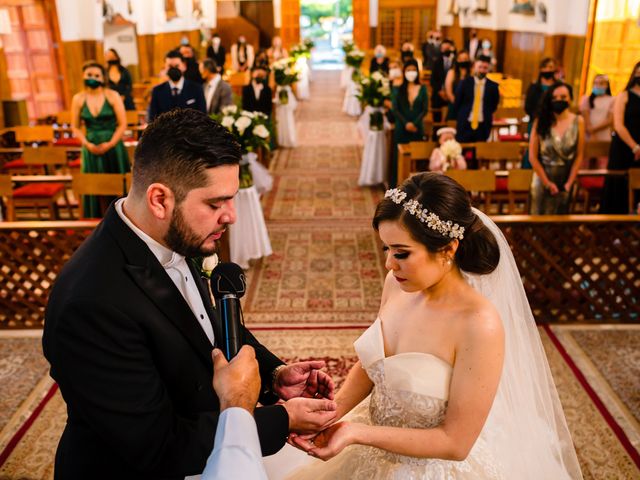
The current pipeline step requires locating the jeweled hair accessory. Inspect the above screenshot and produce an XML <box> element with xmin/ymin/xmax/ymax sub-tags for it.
<box><xmin>384</xmin><ymin>188</ymin><xmax>465</xmax><ymax>240</ymax></box>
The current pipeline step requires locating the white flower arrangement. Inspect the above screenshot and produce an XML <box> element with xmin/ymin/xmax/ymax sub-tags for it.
<box><xmin>234</xmin><ymin>116</ymin><xmax>252</xmax><ymax>135</ymax></box>
<box><xmin>440</xmin><ymin>139</ymin><xmax>462</xmax><ymax>159</ymax></box>
<box><xmin>221</xmin><ymin>105</ymin><xmax>238</xmax><ymax>116</ymax></box>
<box><xmin>252</xmin><ymin>124</ymin><xmax>270</xmax><ymax>139</ymax></box>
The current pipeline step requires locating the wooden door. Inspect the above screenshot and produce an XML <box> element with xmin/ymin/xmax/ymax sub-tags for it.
<box><xmin>352</xmin><ymin>0</ymin><xmax>370</xmax><ymax>50</ymax></box>
<box><xmin>280</xmin><ymin>0</ymin><xmax>300</xmax><ymax>49</ymax></box>
<box><xmin>1</xmin><ymin>0</ymin><xmax>64</xmax><ymax>120</ymax></box>
<box><xmin>377</xmin><ymin>2</ymin><xmax>436</xmax><ymax>52</ymax></box>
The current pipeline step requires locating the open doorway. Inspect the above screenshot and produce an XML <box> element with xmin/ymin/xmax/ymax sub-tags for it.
<box><xmin>300</xmin><ymin>0</ymin><xmax>352</xmax><ymax>69</ymax></box>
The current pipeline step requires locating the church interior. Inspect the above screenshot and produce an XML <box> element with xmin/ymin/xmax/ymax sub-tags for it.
<box><xmin>0</xmin><ymin>0</ymin><xmax>639</xmax><ymax>478</ymax></box>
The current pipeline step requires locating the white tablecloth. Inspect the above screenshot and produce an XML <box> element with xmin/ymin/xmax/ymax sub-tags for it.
<box><xmin>357</xmin><ymin>106</ymin><xmax>389</xmax><ymax>141</ymax></box>
<box><xmin>358</xmin><ymin>130</ymin><xmax>387</xmax><ymax>187</ymax></box>
<box><xmin>229</xmin><ymin>186</ymin><xmax>272</xmax><ymax>269</ymax></box>
<box><xmin>342</xmin><ymin>79</ymin><xmax>361</xmax><ymax>117</ymax></box>
<box><xmin>340</xmin><ymin>66</ymin><xmax>353</xmax><ymax>89</ymax></box>
<box><xmin>243</xmin><ymin>152</ymin><xmax>273</xmax><ymax>195</ymax></box>
<box><xmin>296</xmin><ymin>58</ymin><xmax>310</xmax><ymax>100</ymax></box>
<box><xmin>275</xmin><ymin>86</ymin><xmax>297</xmax><ymax>148</ymax></box>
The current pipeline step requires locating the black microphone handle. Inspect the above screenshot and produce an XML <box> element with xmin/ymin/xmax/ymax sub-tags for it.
<box><xmin>219</xmin><ymin>294</ymin><xmax>242</xmax><ymax>360</ymax></box>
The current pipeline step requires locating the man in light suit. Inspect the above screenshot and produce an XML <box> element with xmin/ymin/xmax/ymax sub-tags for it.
<box><xmin>454</xmin><ymin>56</ymin><xmax>500</xmax><ymax>143</ymax></box>
<box><xmin>43</xmin><ymin>109</ymin><xmax>337</xmax><ymax>480</ymax></box>
<box><xmin>200</xmin><ymin>58</ymin><xmax>233</xmax><ymax>115</ymax></box>
<box><xmin>148</xmin><ymin>50</ymin><xmax>206</xmax><ymax>121</ymax></box>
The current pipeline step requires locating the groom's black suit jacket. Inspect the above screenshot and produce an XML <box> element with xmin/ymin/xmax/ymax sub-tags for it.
<box><xmin>42</xmin><ymin>205</ymin><xmax>289</xmax><ymax>480</ymax></box>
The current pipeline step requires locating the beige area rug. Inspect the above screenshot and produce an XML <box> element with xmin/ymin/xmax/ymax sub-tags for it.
<box><xmin>262</xmin><ymin>175</ymin><xmax>383</xmax><ymax>222</ymax></box>
<box><xmin>272</xmin><ymin>146</ymin><xmax>362</xmax><ymax>174</ymax></box>
<box><xmin>243</xmin><ymin>223</ymin><xmax>387</xmax><ymax>325</ymax></box>
<box><xmin>2</xmin><ymin>327</ymin><xmax>640</xmax><ymax>479</ymax></box>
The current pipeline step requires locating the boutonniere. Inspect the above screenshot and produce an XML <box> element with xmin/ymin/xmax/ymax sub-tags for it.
<box><xmin>194</xmin><ymin>253</ymin><xmax>219</xmax><ymax>279</ymax></box>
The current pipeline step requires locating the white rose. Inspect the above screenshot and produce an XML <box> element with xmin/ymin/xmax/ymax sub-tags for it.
<box><xmin>241</xmin><ymin>110</ymin><xmax>255</xmax><ymax>118</ymax></box>
<box><xmin>221</xmin><ymin>116</ymin><xmax>235</xmax><ymax>129</ymax></box>
<box><xmin>235</xmin><ymin>116</ymin><xmax>252</xmax><ymax>135</ymax></box>
<box><xmin>201</xmin><ymin>253</ymin><xmax>219</xmax><ymax>277</ymax></box>
<box><xmin>361</xmin><ymin>77</ymin><xmax>370</xmax><ymax>85</ymax></box>
<box><xmin>222</xmin><ymin>105</ymin><xmax>237</xmax><ymax>115</ymax></box>
<box><xmin>253</xmin><ymin>124</ymin><xmax>270</xmax><ymax>139</ymax></box>
<box><xmin>440</xmin><ymin>139</ymin><xmax>462</xmax><ymax>158</ymax></box>
<box><xmin>371</xmin><ymin>71</ymin><xmax>383</xmax><ymax>82</ymax></box>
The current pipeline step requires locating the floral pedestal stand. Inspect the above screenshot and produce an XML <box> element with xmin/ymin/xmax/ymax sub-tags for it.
<box><xmin>296</xmin><ymin>57</ymin><xmax>310</xmax><ymax>100</ymax></box>
<box><xmin>275</xmin><ymin>86</ymin><xmax>298</xmax><ymax>148</ymax></box>
<box><xmin>342</xmin><ymin>78</ymin><xmax>362</xmax><ymax>117</ymax></box>
<box><xmin>358</xmin><ymin>108</ymin><xmax>388</xmax><ymax>186</ymax></box>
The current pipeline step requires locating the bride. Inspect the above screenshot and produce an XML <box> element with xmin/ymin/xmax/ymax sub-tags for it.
<box><xmin>265</xmin><ymin>172</ymin><xmax>582</xmax><ymax>479</ymax></box>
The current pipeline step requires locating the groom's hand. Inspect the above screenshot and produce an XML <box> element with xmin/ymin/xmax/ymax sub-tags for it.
<box><xmin>273</xmin><ymin>361</ymin><xmax>335</xmax><ymax>400</ymax></box>
<box><xmin>283</xmin><ymin>397</ymin><xmax>337</xmax><ymax>434</ymax></box>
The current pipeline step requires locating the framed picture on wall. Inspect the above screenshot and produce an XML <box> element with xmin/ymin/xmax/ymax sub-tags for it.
<box><xmin>165</xmin><ymin>0</ymin><xmax>177</xmax><ymax>21</ymax></box>
<box><xmin>510</xmin><ymin>0</ymin><xmax>535</xmax><ymax>15</ymax></box>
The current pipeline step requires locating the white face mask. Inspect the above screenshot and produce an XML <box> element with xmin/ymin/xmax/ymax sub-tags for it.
<box><xmin>405</xmin><ymin>71</ymin><xmax>418</xmax><ymax>82</ymax></box>
<box><xmin>389</xmin><ymin>68</ymin><xmax>402</xmax><ymax>80</ymax></box>
<box><xmin>212</xmin><ymin>38</ymin><xmax>220</xmax><ymax>47</ymax></box>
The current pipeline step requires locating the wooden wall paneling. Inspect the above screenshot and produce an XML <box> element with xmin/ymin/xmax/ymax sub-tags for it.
<box><xmin>0</xmin><ymin>47</ymin><xmax>7</xmax><ymax>128</ymax></box>
<box><xmin>278</xmin><ymin>0</ymin><xmax>300</xmax><ymax>49</ymax></box>
<box><xmin>136</xmin><ymin>34</ymin><xmax>155</xmax><ymax>81</ymax></box>
<box><xmin>352</xmin><ymin>0</ymin><xmax>370</xmax><ymax>50</ymax></box>
<box><xmin>61</xmin><ymin>40</ymin><xmax>103</xmax><ymax>99</ymax></box>
<box><xmin>217</xmin><ymin>17</ymin><xmax>260</xmax><ymax>61</ymax></box>
<box><xmin>240</xmin><ymin>1</ymin><xmax>275</xmax><ymax>49</ymax></box>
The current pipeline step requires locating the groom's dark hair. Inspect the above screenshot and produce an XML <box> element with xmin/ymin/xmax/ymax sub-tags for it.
<box><xmin>131</xmin><ymin>109</ymin><xmax>241</xmax><ymax>203</ymax></box>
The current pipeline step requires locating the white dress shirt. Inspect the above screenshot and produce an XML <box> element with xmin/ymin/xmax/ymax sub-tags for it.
<box><xmin>467</xmin><ymin>76</ymin><xmax>486</xmax><ymax>123</ymax></box>
<box><xmin>202</xmin><ymin>408</ymin><xmax>268</xmax><ymax>480</ymax></box>
<box><xmin>205</xmin><ymin>75</ymin><xmax>222</xmax><ymax>112</ymax></box>
<box><xmin>169</xmin><ymin>76</ymin><xmax>186</xmax><ymax>95</ymax></box>
<box><xmin>114</xmin><ymin>198</ymin><xmax>215</xmax><ymax>345</ymax></box>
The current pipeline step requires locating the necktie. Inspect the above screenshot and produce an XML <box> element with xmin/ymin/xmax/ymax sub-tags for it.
<box><xmin>172</xmin><ymin>87</ymin><xmax>179</xmax><ymax>97</ymax></box>
<box><xmin>471</xmin><ymin>81</ymin><xmax>482</xmax><ymax>130</ymax></box>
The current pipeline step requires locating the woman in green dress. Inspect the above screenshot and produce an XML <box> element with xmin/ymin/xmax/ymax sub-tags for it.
<box><xmin>71</xmin><ymin>61</ymin><xmax>129</xmax><ymax>218</ymax></box>
<box><xmin>390</xmin><ymin>59</ymin><xmax>428</xmax><ymax>186</ymax></box>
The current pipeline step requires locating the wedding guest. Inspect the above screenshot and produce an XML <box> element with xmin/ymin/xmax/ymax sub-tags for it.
<box><xmin>477</xmin><ymin>38</ymin><xmax>497</xmax><ymax>70</ymax></box>
<box><xmin>201</xmin><ymin>58</ymin><xmax>233</xmax><ymax>115</ymax></box>
<box><xmin>148</xmin><ymin>50</ymin><xmax>206</xmax><ymax>121</ymax></box>
<box><xmin>529</xmin><ymin>82</ymin><xmax>585</xmax><ymax>214</ymax></box>
<box><xmin>600</xmin><ymin>61</ymin><xmax>640</xmax><ymax>213</ymax></box>
<box><xmin>430</xmin><ymin>38</ymin><xmax>456</xmax><ymax>122</ymax></box>
<box><xmin>466</xmin><ymin>29</ymin><xmax>480</xmax><ymax>61</ymax></box>
<box><xmin>231</xmin><ymin>35</ymin><xmax>255</xmax><ymax>72</ymax></box>
<box><xmin>242</xmin><ymin>66</ymin><xmax>272</xmax><ymax>117</ymax></box>
<box><xmin>369</xmin><ymin>44</ymin><xmax>389</xmax><ymax>75</ymax></box>
<box><xmin>390</xmin><ymin>59</ymin><xmax>428</xmax><ymax>185</ymax></box>
<box><xmin>253</xmin><ymin>48</ymin><xmax>270</xmax><ymax>71</ymax></box>
<box><xmin>429</xmin><ymin>127</ymin><xmax>467</xmax><ymax>172</ymax></box>
<box><xmin>105</xmin><ymin>48</ymin><xmax>135</xmax><ymax>111</ymax></box>
<box><xmin>453</xmin><ymin>56</ymin><xmax>500</xmax><ymax>142</ymax></box>
<box><xmin>444</xmin><ymin>50</ymin><xmax>471</xmax><ymax>120</ymax></box>
<box><xmin>71</xmin><ymin>61</ymin><xmax>129</xmax><ymax>218</ymax></box>
<box><xmin>267</xmin><ymin>36</ymin><xmax>288</xmax><ymax>63</ymax></box>
<box><xmin>180</xmin><ymin>44</ymin><xmax>204</xmax><ymax>83</ymax></box>
<box><xmin>388</xmin><ymin>59</ymin><xmax>404</xmax><ymax>88</ymax></box>
<box><xmin>207</xmin><ymin>33</ymin><xmax>226</xmax><ymax>72</ymax></box>
<box><xmin>400</xmin><ymin>41</ymin><xmax>417</xmax><ymax>66</ymax></box>
<box><xmin>579</xmin><ymin>74</ymin><xmax>614</xmax><ymax>168</ymax></box>
<box><xmin>522</xmin><ymin>58</ymin><xmax>563</xmax><ymax>167</ymax></box>
<box><xmin>421</xmin><ymin>30</ymin><xmax>442</xmax><ymax>71</ymax></box>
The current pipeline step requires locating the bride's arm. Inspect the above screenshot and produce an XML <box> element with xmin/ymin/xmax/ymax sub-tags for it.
<box><xmin>334</xmin><ymin>360</ymin><xmax>373</xmax><ymax>420</ymax></box>
<box><xmin>310</xmin><ymin>308</ymin><xmax>505</xmax><ymax>461</ymax></box>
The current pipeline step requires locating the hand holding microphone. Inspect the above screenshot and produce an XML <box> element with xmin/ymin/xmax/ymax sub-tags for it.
<box><xmin>209</xmin><ymin>262</ymin><xmax>247</xmax><ymax>360</ymax></box>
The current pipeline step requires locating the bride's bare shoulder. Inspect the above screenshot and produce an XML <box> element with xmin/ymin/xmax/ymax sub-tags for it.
<box><xmin>456</xmin><ymin>287</ymin><xmax>504</xmax><ymax>341</ymax></box>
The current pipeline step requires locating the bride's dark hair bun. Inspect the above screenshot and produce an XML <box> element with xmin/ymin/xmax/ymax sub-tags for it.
<box><xmin>373</xmin><ymin>173</ymin><xmax>500</xmax><ymax>275</ymax></box>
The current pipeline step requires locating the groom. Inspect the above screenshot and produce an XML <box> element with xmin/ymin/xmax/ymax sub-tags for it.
<box><xmin>43</xmin><ymin>109</ymin><xmax>336</xmax><ymax>479</ymax></box>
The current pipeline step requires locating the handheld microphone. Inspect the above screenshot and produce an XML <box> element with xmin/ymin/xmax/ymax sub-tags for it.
<box><xmin>209</xmin><ymin>262</ymin><xmax>247</xmax><ymax>360</ymax></box>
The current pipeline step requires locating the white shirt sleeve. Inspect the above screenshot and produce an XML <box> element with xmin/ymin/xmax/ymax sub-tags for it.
<box><xmin>201</xmin><ymin>408</ymin><xmax>268</xmax><ymax>480</ymax></box>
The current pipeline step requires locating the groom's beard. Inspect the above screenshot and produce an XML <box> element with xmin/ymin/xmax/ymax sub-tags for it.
<box><xmin>164</xmin><ymin>204</ymin><xmax>220</xmax><ymax>258</ymax></box>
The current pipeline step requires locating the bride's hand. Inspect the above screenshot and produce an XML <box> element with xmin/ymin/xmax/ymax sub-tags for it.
<box><xmin>307</xmin><ymin>422</ymin><xmax>359</xmax><ymax>461</ymax></box>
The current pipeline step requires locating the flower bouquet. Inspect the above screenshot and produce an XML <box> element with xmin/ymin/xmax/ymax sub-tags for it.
<box><xmin>213</xmin><ymin>106</ymin><xmax>271</xmax><ymax>188</ymax></box>
<box><xmin>356</xmin><ymin>71</ymin><xmax>391</xmax><ymax>130</ymax></box>
<box><xmin>345</xmin><ymin>48</ymin><xmax>365</xmax><ymax>81</ymax></box>
<box><xmin>272</xmin><ymin>57</ymin><xmax>299</xmax><ymax>105</ymax></box>
<box><xmin>440</xmin><ymin>139</ymin><xmax>463</xmax><ymax>172</ymax></box>
<box><xmin>341</xmin><ymin>39</ymin><xmax>355</xmax><ymax>54</ymax></box>
<box><xmin>303</xmin><ymin>37</ymin><xmax>315</xmax><ymax>52</ymax></box>
<box><xmin>290</xmin><ymin>42</ymin><xmax>311</xmax><ymax>60</ymax></box>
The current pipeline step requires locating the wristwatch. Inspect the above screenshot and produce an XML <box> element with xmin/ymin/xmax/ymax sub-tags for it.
<box><xmin>271</xmin><ymin>364</ymin><xmax>286</xmax><ymax>390</ymax></box>
<box><xmin>632</xmin><ymin>144</ymin><xmax>640</xmax><ymax>154</ymax></box>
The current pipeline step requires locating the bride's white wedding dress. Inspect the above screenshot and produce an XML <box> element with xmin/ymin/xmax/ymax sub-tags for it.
<box><xmin>264</xmin><ymin>210</ymin><xmax>582</xmax><ymax>479</ymax></box>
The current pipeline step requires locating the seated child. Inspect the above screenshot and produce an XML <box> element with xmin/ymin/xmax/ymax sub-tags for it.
<box><xmin>429</xmin><ymin>127</ymin><xmax>467</xmax><ymax>172</ymax></box>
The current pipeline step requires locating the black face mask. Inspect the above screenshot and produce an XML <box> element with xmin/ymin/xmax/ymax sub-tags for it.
<box><xmin>457</xmin><ymin>61</ymin><xmax>471</xmax><ymax>69</ymax></box>
<box><xmin>540</xmin><ymin>71</ymin><xmax>555</xmax><ymax>80</ymax></box>
<box><xmin>167</xmin><ymin>66</ymin><xmax>182</xmax><ymax>82</ymax></box>
<box><xmin>402</xmin><ymin>51</ymin><xmax>414</xmax><ymax>59</ymax></box>
<box><xmin>551</xmin><ymin>100</ymin><xmax>569</xmax><ymax>113</ymax></box>
<box><xmin>107</xmin><ymin>60</ymin><xmax>119</xmax><ymax>66</ymax></box>
<box><xmin>634</xmin><ymin>76</ymin><xmax>640</xmax><ymax>87</ymax></box>
<box><xmin>476</xmin><ymin>72</ymin><xmax>487</xmax><ymax>80</ymax></box>
<box><xmin>443</xmin><ymin>50</ymin><xmax>455</xmax><ymax>57</ymax></box>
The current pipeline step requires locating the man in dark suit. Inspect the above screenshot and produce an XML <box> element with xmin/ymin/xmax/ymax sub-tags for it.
<box><xmin>207</xmin><ymin>33</ymin><xmax>226</xmax><ymax>72</ymax></box>
<box><xmin>148</xmin><ymin>50</ymin><xmax>207</xmax><ymax>121</ymax></box>
<box><xmin>421</xmin><ymin>29</ymin><xmax>442</xmax><ymax>72</ymax></box>
<box><xmin>430</xmin><ymin>38</ymin><xmax>456</xmax><ymax>122</ymax></box>
<box><xmin>242</xmin><ymin>66</ymin><xmax>273</xmax><ymax>117</ymax></box>
<box><xmin>43</xmin><ymin>109</ymin><xmax>337</xmax><ymax>479</ymax></box>
<box><xmin>200</xmin><ymin>58</ymin><xmax>233</xmax><ymax>115</ymax></box>
<box><xmin>454</xmin><ymin>56</ymin><xmax>500</xmax><ymax>142</ymax></box>
<box><xmin>179</xmin><ymin>44</ymin><xmax>204</xmax><ymax>84</ymax></box>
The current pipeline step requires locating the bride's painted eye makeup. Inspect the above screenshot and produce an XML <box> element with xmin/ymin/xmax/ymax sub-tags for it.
<box><xmin>382</xmin><ymin>246</ymin><xmax>410</xmax><ymax>260</ymax></box>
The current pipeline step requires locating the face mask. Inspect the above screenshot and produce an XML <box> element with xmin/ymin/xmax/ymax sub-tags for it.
<box><xmin>551</xmin><ymin>100</ymin><xmax>569</xmax><ymax>113</ymax></box>
<box><xmin>443</xmin><ymin>50</ymin><xmax>454</xmax><ymax>57</ymax></box>
<box><xmin>389</xmin><ymin>68</ymin><xmax>402</xmax><ymax>80</ymax></box>
<box><xmin>592</xmin><ymin>87</ymin><xmax>606</xmax><ymax>96</ymax></box>
<box><xmin>482</xmin><ymin>41</ymin><xmax>491</xmax><ymax>49</ymax></box>
<box><xmin>405</xmin><ymin>71</ymin><xmax>418</xmax><ymax>82</ymax></box>
<box><xmin>212</xmin><ymin>38</ymin><xmax>220</xmax><ymax>47</ymax></box>
<box><xmin>541</xmin><ymin>84</ymin><xmax>550</xmax><ymax>92</ymax></box>
<box><xmin>458</xmin><ymin>61</ymin><xmax>471</xmax><ymax>69</ymax></box>
<box><xmin>402</xmin><ymin>51</ymin><xmax>414</xmax><ymax>59</ymax></box>
<box><xmin>634</xmin><ymin>76</ymin><xmax>640</xmax><ymax>86</ymax></box>
<box><xmin>239</xmin><ymin>38</ymin><xmax>246</xmax><ymax>44</ymax></box>
<box><xmin>476</xmin><ymin>72</ymin><xmax>487</xmax><ymax>80</ymax></box>
<box><xmin>375</xmin><ymin>52</ymin><xmax>384</xmax><ymax>59</ymax></box>
<box><xmin>167</xmin><ymin>66</ymin><xmax>182</xmax><ymax>82</ymax></box>
<box><xmin>107</xmin><ymin>59</ymin><xmax>119</xmax><ymax>66</ymax></box>
<box><xmin>84</xmin><ymin>78</ymin><xmax>103</xmax><ymax>89</ymax></box>
<box><xmin>540</xmin><ymin>71</ymin><xmax>555</xmax><ymax>80</ymax></box>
